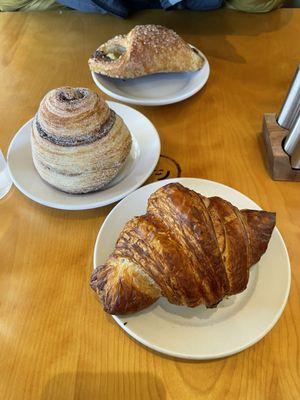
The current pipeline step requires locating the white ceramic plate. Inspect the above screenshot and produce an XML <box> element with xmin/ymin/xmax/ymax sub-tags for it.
<box><xmin>93</xmin><ymin>178</ymin><xmax>291</xmax><ymax>360</ymax></box>
<box><xmin>7</xmin><ymin>102</ymin><xmax>160</xmax><ymax>210</ymax></box>
<box><xmin>91</xmin><ymin>48</ymin><xmax>210</xmax><ymax>106</ymax></box>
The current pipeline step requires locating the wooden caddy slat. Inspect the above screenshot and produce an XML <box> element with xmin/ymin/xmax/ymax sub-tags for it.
<box><xmin>263</xmin><ymin>113</ymin><xmax>300</xmax><ymax>181</ymax></box>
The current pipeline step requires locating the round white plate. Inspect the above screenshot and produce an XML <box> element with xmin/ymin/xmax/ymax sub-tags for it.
<box><xmin>94</xmin><ymin>178</ymin><xmax>291</xmax><ymax>360</ymax></box>
<box><xmin>91</xmin><ymin>48</ymin><xmax>210</xmax><ymax>106</ymax></box>
<box><xmin>7</xmin><ymin>102</ymin><xmax>160</xmax><ymax>210</ymax></box>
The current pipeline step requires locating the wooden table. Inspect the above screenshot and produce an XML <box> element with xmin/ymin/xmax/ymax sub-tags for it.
<box><xmin>0</xmin><ymin>9</ymin><xmax>299</xmax><ymax>400</ymax></box>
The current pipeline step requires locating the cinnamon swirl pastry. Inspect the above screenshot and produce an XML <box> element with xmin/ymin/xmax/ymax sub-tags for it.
<box><xmin>31</xmin><ymin>87</ymin><xmax>132</xmax><ymax>194</ymax></box>
<box><xmin>89</xmin><ymin>25</ymin><xmax>204</xmax><ymax>79</ymax></box>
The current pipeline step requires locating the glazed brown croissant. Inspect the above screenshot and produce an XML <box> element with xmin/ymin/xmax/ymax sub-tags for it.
<box><xmin>90</xmin><ymin>183</ymin><xmax>276</xmax><ymax>314</ymax></box>
<box><xmin>89</xmin><ymin>25</ymin><xmax>204</xmax><ymax>79</ymax></box>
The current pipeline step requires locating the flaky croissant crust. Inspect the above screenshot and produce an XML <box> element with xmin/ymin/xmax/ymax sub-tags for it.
<box><xmin>88</xmin><ymin>25</ymin><xmax>204</xmax><ymax>79</ymax></box>
<box><xmin>91</xmin><ymin>183</ymin><xmax>276</xmax><ymax>314</ymax></box>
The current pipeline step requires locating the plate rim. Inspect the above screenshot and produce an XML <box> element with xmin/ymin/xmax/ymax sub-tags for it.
<box><xmin>7</xmin><ymin>101</ymin><xmax>161</xmax><ymax>210</ymax></box>
<box><xmin>93</xmin><ymin>177</ymin><xmax>291</xmax><ymax>360</ymax></box>
<box><xmin>91</xmin><ymin>47</ymin><xmax>210</xmax><ymax>106</ymax></box>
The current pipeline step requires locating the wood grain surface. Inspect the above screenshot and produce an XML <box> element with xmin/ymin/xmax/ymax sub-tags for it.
<box><xmin>0</xmin><ymin>9</ymin><xmax>299</xmax><ymax>400</ymax></box>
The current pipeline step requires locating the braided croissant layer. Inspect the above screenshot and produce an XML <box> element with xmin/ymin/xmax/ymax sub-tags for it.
<box><xmin>91</xmin><ymin>183</ymin><xmax>276</xmax><ymax>315</ymax></box>
<box><xmin>31</xmin><ymin>87</ymin><xmax>132</xmax><ymax>194</ymax></box>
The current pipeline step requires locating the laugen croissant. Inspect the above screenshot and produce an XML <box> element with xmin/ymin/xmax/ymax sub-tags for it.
<box><xmin>90</xmin><ymin>183</ymin><xmax>276</xmax><ymax>314</ymax></box>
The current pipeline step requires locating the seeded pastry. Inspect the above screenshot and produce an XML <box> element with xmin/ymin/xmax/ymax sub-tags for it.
<box><xmin>31</xmin><ymin>87</ymin><xmax>132</xmax><ymax>194</ymax></box>
<box><xmin>89</xmin><ymin>25</ymin><xmax>204</xmax><ymax>79</ymax></box>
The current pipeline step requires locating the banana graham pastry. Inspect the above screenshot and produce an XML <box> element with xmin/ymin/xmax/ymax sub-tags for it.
<box><xmin>90</xmin><ymin>183</ymin><xmax>276</xmax><ymax>315</ymax></box>
<box><xmin>31</xmin><ymin>87</ymin><xmax>132</xmax><ymax>194</ymax></box>
<box><xmin>89</xmin><ymin>25</ymin><xmax>204</xmax><ymax>79</ymax></box>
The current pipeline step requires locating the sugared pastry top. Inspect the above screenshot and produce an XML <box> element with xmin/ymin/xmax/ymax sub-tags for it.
<box><xmin>89</xmin><ymin>25</ymin><xmax>204</xmax><ymax>79</ymax></box>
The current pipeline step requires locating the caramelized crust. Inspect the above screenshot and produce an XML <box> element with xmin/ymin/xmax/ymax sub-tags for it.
<box><xmin>90</xmin><ymin>183</ymin><xmax>276</xmax><ymax>314</ymax></box>
<box><xmin>89</xmin><ymin>25</ymin><xmax>204</xmax><ymax>79</ymax></box>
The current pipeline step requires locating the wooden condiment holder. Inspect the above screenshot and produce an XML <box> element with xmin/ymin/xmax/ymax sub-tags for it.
<box><xmin>263</xmin><ymin>113</ymin><xmax>300</xmax><ymax>181</ymax></box>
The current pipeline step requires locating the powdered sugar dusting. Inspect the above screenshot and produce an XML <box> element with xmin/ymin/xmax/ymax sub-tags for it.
<box><xmin>133</xmin><ymin>25</ymin><xmax>181</xmax><ymax>50</ymax></box>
